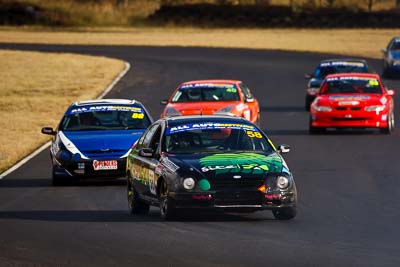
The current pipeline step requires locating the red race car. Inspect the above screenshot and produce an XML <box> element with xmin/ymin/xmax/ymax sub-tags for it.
<box><xmin>309</xmin><ymin>73</ymin><xmax>395</xmax><ymax>134</ymax></box>
<box><xmin>161</xmin><ymin>80</ymin><xmax>260</xmax><ymax>125</ymax></box>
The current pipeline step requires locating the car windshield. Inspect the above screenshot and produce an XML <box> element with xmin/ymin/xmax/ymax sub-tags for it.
<box><xmin>390</xmin><ymin>41</ymin><xmax>400</xmax><ymax>50</ymax></box>
<box><xmin>171</xmin><ymin>84</ymin><xmax>240</xmax><ymax>102</ymax></box>
<box><xmin>313</xmin><ymin>62</ymin><xmax>368</xmax><ymax>79</ymax></box>
<box><xmin>164</xmin><ymin>123</ymin><xmax>274</xmax><ymax>154</ymax></box>
<box><xmin>59</xmin><ymin>106</ymin><xmax>151</xmax><ymax>131</ymax></box>
<box><xmin>321</xmin><ymin>77</ymin><xmax>382</xmax><ymax>95</ymax></box>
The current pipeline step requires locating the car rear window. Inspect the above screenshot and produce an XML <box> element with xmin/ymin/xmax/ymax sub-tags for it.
<box><xmin>313</xmin><ymin>61</ymin><xmax>368</xmax><ymax>79</ymax></box>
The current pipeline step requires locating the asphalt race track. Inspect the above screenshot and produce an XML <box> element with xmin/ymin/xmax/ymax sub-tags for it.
<box><xmin>1</xmin><ymin>44</ymin><xmax>400</xmax><ymax>267</ymax></box>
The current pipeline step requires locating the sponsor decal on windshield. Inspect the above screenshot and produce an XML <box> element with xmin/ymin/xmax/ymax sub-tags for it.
<box><xmin>320</xmin><ymin>62</ymin><xmax>365</xmax><ymax>67</ymax></box>
<box><xmin>326</xmin><ymin>77</ymin><xmax>378</xmax><ymax>82</ymax></box>
<box><xmin>329</xmin><ymin>95</ymin><xmax>370</xmax><ymax>100</ymax></box>
<box><xmin>68</xmin><ymin>105</ymin><xmax>143</xmax><ymax>115</ymax></box>
<box><xmin>199</xmin><ymin>153</ymin><xmax>283</xmax><ymax>175</ymax></box>
<box><xmin>166</xmin><ymin>122</ymin><xmax>257</xmax><ymax>135</ymax></box>
<box><xmin>180</xmin><ymin>83</ymin><xmax>237</xmax><ymax>89</ymax></box>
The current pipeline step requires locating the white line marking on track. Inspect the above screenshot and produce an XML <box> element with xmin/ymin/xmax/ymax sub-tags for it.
<box><xmin>0</xmin><ymin>61</ymin><xmax>131</xmax><ymax>179</ymax></box>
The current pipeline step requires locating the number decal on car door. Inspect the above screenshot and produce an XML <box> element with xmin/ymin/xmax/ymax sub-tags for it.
<box><xmin>149</xmin><ymin>170</ymin><xmax>156</xmax><ymax>195</ymax></box>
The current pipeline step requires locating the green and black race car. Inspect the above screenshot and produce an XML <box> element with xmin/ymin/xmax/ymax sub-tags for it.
<box><xmin>126</xmin><ymin>115</ymin><xmax>297</xmax><ymax>220</ymax></box>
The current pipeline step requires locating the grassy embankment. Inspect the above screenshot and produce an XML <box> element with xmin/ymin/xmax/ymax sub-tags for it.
<box><xmin>0</xmin><ymin>28</ymin><xmax>398</xmax><ymax>58</ymax></box>
<box><xmin>0</xmin><ymin>50</ymin><xmax>125</xmax><ymax>173</ymax></box>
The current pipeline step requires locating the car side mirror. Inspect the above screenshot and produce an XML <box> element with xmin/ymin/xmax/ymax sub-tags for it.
<box><xmin>139</xmin><ymin>148</ymin><xmax>154</xmax><ymax>157</ymax></box>
<box><xmin>160</xmin><ymin>100</ymin><xmax>168</xmax><ymax>105</ymax></box>
<box><xmin>381</xmin><ymin>48</ymin><xmax>387</xmax><ymax>54</ymax></box>
<box><xmin>41</xmin><ymin>127</ymin><xmax>56</xmax><ymax>135</ymax></box>
<box><xmin>245</xmin><ymin>97</ymin><xmax>255</xmax><ymax>103</ymax></box>
<box><xmin>278</xmin><ymin>144</ymin><xmax>290</xmax><ymax>154</ymax></box>
<box><xmin>304</xmin><ymin>73</ymin><xmax>313</xmax><ymax>79</ymax></box>
<box><xmin>387</xmin><ymin>89</ymin><xmax>395</xmax><ymax>96</ymax></box>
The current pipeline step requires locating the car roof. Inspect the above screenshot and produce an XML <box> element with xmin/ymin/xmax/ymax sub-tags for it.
<box><xmin>161</xmin><ymin>115</ymin><xmax>251</xmax><ymax>126</ymax></box>
<box><xmin>324</xmin><ymin>73</ymin><xmax>380</xmax><ymax>79</ymax></box>
<box><xmin>319</xmin><ymin>59</ymin><xmax>367</xmax><ymax>64</ymax></box>
<box><xmin>180</xmin><ymin>79</ymin><xmax>242</xmax><ymax>85</ymax></box>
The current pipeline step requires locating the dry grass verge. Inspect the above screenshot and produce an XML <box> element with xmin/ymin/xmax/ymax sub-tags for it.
<box><xmin>0</xmin><ymin>27</ymin><xmax>399</xmax><ymax>58</ymax></box>
<box><xmin>0</xmin><ymin>50</ymin><xmax>125</xmax><ymax>173</ymax></box>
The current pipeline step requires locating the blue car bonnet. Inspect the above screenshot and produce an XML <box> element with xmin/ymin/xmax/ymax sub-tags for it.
<box><xmin>62</xmin><ymin>129</ymin><xmax>144</xmax><ymax>159</ymax></box>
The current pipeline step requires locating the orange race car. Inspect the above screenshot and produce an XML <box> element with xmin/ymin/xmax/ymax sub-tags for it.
<box><xmin>161</xmin><ymin>80</ymin><xmax>260</xmax><ymax>125</ymax></box>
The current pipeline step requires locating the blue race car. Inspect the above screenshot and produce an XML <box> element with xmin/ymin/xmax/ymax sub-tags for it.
<box><xmin>382</xmin><ymin>37</ymin><xmax>400</xmax><ymax>78</ymax></box>
<box><xmin>42</xmin><ymin>99</ymin><xmax>153</xmax><ymax>185</ymax></box>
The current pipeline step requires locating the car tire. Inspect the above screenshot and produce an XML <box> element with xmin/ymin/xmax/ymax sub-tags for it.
<box><xmin>52</xmin><ymin>167</ymin><xmax>65</xmax><ymax>186</ymax></box>
<box><xmin>127</xmin><ymin>179</ymin><xmax>150</xmax><ymax>215</ymax></box>
<box><xmin>305</xmin><ymin>97</ymin><xmax>312</xmax><ymax>111</ymax></box>
<box><xmin>272</xmin><ymin>207</ymin><xmax>297</xmax><ymax>220</ymax></box>
<box><xmin>382</xmin><ymin>63</ymin><xmax>393</xmax><ymax>79</ymax></box>
<box><xmin>309</xmin><ymin>119</ymin><xmax>325</xmax><ymax>134</ymax></box>
<box><xmin>159</xmin><ymin>180</ymin><xmax>176</xmax><ymax>220</ymax></box>
<box><xmin>380</xmin><ymin>112</ymin><xmax>394</xmax><ymax>134</ymax></box>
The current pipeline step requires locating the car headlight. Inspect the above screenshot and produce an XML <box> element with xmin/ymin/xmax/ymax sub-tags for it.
<box><xmin>276</xmin><ymin>176</ymin><xmax>289</xmax><ymax>189</ymax></box>
<box><xmin>313</xmin><ymin>105</ymin><xmax>332</xmax><ymax>112</ymax></box>
<box><xmin>165</xmin><ymin>106</ymin><xmax>181</xmax><ymax>117</ymax></box>
<box><xmin>183</xmin><ymin>177</ymin><xmax>196</xmax><ymax>190</ymax></box>
<box><xmin>58</xmin><ymin>149</ymin><xmax>72</xmax><ymax>161</ymax></box>
<box><xmin>215</xmin><ymin>105</ymin><xmax>235</xmax><ymax>116</ymax></box>
<box><xmin>365</xmin><ymin>105</ymin><xmax>385</xmax><ymax>112</ymax></box>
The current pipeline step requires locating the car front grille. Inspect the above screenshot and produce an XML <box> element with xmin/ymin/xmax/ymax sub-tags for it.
<box><xmin>211</xmin><ymin>177</ymin><xmax>264</xmax><ymax>206</ymax></box>
<box><xmin>83</xmin><ymin>149</ymin><xmax>126</xmax><ymax>159</ymax></box>
<box><xmin>332</xmin><ymin>117</ymin><xmax>368</xmax><ymax>121</ymax></box>
<box><xmin>214</xmin><ymin>191</ymin><xmax>263</xmax><ymax>206</ymax></box>
<box><xmin>335</xmin><ymin>107</ymin><xmax>362</xmax><ymax>111</ymax></box>
<box><xmin>211</xmin><ymin>178</ymin><xmax>264</xmax><ymax>191</ymax></box>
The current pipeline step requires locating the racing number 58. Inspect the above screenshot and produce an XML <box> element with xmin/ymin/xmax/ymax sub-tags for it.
<box><xmin>246</xmin><ymin>131</ymin><xmax>262</xmax><ymax>138</ymax></box>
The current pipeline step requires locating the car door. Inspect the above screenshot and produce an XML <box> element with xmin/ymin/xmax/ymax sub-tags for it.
<box><xmin>132</xmin><ymin>123</ymin><xmax>163</xmax><ymax>201</ymax></box>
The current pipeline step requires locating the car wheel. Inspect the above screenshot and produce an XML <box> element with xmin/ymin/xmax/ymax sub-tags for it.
<box><xmin>52</xmin><ymin>167</ymin><xmax>65</xmax><ymax>186</ymax></box>
<box><xmin>272</xmin><ymin>207</ymin><xmax>297</xmax><ymax>220</ymax></box>
<box><xmin>309</xmin><ymin>118</ymin><xmax>325</xmax><ymax>134</ymax></box>
<box><xmin>159</xmin><ymin>180</ymin><xmax>176</xmax><ymax>220</ymax></box>
<box><xmin>127</xmin><ymin>179</ymin><xmax>150</xmax><ymax>215</ymax></box>
<box><xmin>305</xmin><ymin>97</ymin><xmax>312</xmax><ymax>111</ymax></box>
<box><xmin>380</xmin><ymin>112</ymin><xmax>394</xmax><ymax>134</ymax></box>
<box><xmin>382</xmin><ymin>63</ymin><xmax>391</xmax><ymax>78</ymax></box>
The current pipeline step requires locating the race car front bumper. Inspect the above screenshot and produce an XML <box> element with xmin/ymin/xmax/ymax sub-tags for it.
<box><xmin>169</xmin><ymin>188</ymin><xmax>297</xmax><ymax>212</ymax></box>
<box><xmin>310</xmin><ymin>110</ymin><xmax>389</xmax><ymax>129</ymax></box>
<box><xmin>52</xmin><ymin>156</ymin><xmax>127</xmax><ymax>179</ymax></box>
